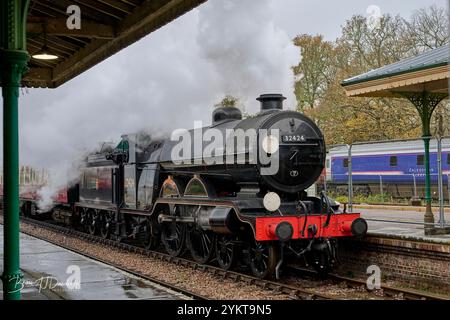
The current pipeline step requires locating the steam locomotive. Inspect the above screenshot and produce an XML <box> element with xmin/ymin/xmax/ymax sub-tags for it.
<box><xmin>16</xmin><ymin>94</ymin><xmax>367</xmax><ymax>279</ymax></box>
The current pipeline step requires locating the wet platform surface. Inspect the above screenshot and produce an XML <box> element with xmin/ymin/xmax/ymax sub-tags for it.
<box><xmin>0</xmin><ymin>225</ymin><xmax>188</xmax><ymax>300</ymax></box>
<box><xmin>357</xmin><ymin>208</ymin><xmax>450</xmax><ymax>243</ymax></box>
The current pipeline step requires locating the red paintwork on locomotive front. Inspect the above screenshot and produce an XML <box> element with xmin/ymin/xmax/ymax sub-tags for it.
<box><xmin>254</xmin><ymin>213</ymin><xmax>362</xmax><ymax>241</ymax></box>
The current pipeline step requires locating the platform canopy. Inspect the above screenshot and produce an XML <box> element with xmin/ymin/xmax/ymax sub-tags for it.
<box><xmin>16</xmin><ymin>0</ymin><xmax>206</xmax><ymax>88</ymax></box>
<box><xmin>342</xmin><ymin>43</ymin><xmax>450</xmax><ymax>236</ymax></box>
<box><xmin>342</xmin><ymin>43</ymin><xmax>450</xmax><ymax>98</ymax></box>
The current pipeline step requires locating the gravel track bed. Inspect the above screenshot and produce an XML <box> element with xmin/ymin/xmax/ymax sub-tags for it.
<box><xmin>15</xmin><ymin>221</ymin><xmax>294</xmax><ymax>300</ymax></box>
<box><xmin>280</xmin><ymin>276</ymin><xmax>385</xmax><ymax>300</ymax></box>
<box><xmin>2</xmin><ymin>218</ymin><xmax>392</xmax><ymax>300</ymax></box>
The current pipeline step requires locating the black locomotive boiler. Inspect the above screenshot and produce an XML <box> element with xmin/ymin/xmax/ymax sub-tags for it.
<box><xmin>20</xmin><ymin>94</ymin><xmax>367</xmax><ymax>279</ymax></box>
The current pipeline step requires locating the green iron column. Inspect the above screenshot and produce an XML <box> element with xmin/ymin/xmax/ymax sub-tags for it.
<box><xmin>0</xmin><ymin>51</ymin><xmax>29</xmax><ymax>300</ymax></box>
<box><xmin>400</xmin><ymin>91</ymin><xmax>448</xmax><ymax>235</ymax></box>
<box><xmin>1</xmin><ymin>0</ymin><xmax>30</xmax><ymax>300</ymax></box>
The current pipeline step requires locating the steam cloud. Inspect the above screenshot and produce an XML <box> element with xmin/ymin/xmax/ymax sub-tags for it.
<box><xmin>197</xmin><ymin>0</ymin><xmax>299</xmax><ymax>110</ymax></box>
<box><xmin>1</xmin><ymin>0</ymin><xmax>300</xmax><ymax>210</ymax></box>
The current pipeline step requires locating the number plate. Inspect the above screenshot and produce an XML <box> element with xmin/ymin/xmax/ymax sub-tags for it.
<box><xmin>281</xmin><ymin>135</ymin><xmax>306</xmax><ymax>143</ymax></box>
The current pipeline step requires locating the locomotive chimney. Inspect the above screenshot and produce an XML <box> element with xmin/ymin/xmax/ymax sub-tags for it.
<box><xmin>257</xmin><ymin>94</ymin><xmax>286</xmax><ymax>111</ymax></box>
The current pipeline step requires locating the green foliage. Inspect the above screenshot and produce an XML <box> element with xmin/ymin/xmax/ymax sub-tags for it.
<box><xmin>214</xmin><ymin>95</ymin><xmax>240</xmax><ymax>108</ymax></box>
<box><xmin>293</xmin><ymin>34</ymin><xmax>335</xmax><ymax>111</ymax></box>
<box><xmin>214</xmin><ymin>95</ymin><xmax>255</xmax><ymax>119</ymax></box>
<box><xmin>331</xmin><ymin>193</ymin><xmax>394</xmax><ymax>205</ymax></box>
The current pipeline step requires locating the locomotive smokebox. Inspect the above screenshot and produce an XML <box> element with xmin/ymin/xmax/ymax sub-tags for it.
<box><xmin>257</xmin><ymin>94</ymin><xmax>286</xmax><ymax>111</ymax></box>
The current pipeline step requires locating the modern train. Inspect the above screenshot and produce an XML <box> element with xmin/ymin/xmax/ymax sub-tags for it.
<box><xmin>326</xmin><ymin>139</ymin><xmax>450</xmax><ymax>200</ymax></box>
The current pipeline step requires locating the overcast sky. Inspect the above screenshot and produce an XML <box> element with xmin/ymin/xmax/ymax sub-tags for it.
<box><xmin>274</xmin><ymin>0</ymin><xmax>449</xmax><ymax>40</ymax></box>
<box><xmin>2</xmin><ymin>0</ymin><xmax>449</xmax><ymax>190</ymax></box>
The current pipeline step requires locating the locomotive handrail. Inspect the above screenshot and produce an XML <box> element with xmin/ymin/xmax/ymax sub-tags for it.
<box><xmin>320</xmin><ymin>191</ymin><xmax>334</xmax><ymax>228</ymax></box>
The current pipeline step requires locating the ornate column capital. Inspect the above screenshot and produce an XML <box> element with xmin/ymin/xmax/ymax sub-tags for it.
<box><xmin>0</xmin><ymin>50</ymin><xmax>29</xmax><ymax>89</ymax></box>
<box><xmin>397</xmin><ymin>91</ymin><xmax>448</xmax><ymax>136</ymax></box>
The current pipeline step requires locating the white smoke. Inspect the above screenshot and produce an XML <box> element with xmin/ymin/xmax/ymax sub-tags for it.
<box><xmin>36</xmin><ymin>161</ymin><xmax>82</xmax><ymax>212</ymax></box>
<box><xmin>3</xmin><ymin>0</ymin><xmax>300</xmax><ymax>210</ymax></box>
<box><xmin>197</xmin><ymin>0</ymin><xmax>300</xmax><ymax>111</ymax></box>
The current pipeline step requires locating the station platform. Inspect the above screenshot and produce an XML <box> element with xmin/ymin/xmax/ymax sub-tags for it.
<box><xmin>0</xmin><ymin>225</ymin><xmax>187</xmax><ymax>300</ymax></box>
<box><xmin>354</xmin><ymin>206</ymin><xmax>450</xmax><ymax>243</ymax></box>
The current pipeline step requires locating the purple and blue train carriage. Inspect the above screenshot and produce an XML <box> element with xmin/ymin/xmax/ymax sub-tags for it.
<box><xmin>325</xmin><ymin>138</ymin><xmax>450</xmax><ymax>201</ymax></box>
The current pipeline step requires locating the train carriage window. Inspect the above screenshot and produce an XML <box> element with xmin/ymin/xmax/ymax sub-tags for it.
<box><xmin>326</xmin><ymin>159</ymin><xmax>330</xmax><ymax>168</ymax></box>
<box><xmin>447</xmin><ymin>154</ymin><xmax>450</xmax><ymax>165</ymax></box>
<box><xmin>417</xmin><ymin>155</ymin><xmax>424</xmax><ymax>166</ymax></box>
<box><xmin>390</xmin><ymin>156</ymin><xmax>398</xmax><ymax>167</ymax></box>
<box><xmin>343</xmin><ymin>158</ymin><xmax>349</xmax><ymax>168</ymax></box>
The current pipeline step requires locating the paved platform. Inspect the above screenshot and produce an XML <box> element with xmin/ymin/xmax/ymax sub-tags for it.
<box><xmin>0</xmin><ymin>225</ymin><xmax>187</xmax><ymax>300</ymax></box>
<box><xmin>356</xmin><ymin>207</ymin><xmax>450</xmax><ymax>243</ymax></box>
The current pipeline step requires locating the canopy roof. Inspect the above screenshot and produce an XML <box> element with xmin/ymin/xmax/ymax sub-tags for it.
<box><xmin>23</xmin><ymin>0</ymin><xmax>206</xmax><ymax>88</ymax></box>
<box><xmin>342</xmin><ymin>43</ymin><xmax>450</xmax><ymax>98</ymax></box>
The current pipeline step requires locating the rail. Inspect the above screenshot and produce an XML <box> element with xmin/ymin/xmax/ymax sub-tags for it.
<box><xmin>16</xmin><ymin>216</ymin><xmax>335</xmax><ymax>300</ymax></box>
<box><xmin>286</xmin><ymin>266</ymin><xmax>448</xmax><ymax>301</ymax></box>
<box><xmin>14</xmin><ymin>216</ymin><xmax>449</xmax><ymax>300</ymax></box>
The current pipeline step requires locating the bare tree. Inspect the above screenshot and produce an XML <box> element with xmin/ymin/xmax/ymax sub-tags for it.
<box><xmin>404</xmin><ymin>5</ymin><xmax>450</xmax><ymax>54</ymax></box>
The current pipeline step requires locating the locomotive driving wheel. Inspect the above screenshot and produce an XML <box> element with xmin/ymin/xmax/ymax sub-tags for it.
<box><xmin>87</xmin><ymin>210</ymin><xmax>98</xmax><ymax>235</ymax></box>
<box><xmin>99</xmin><ymin>212</ymin><xmax>112</xmax><ymax>239</ymax></box>
<box><xmin>161</xmin><ymin>205</ymin><xmax>186</xmax><ymax>257</ymax></box>
<box><xmin>215</xmin><ymin>235</ymin><xmax>237</xmax><ymax>270</ymax></box>
<box><xmin>187</xmin><ymin>227</ymin><xmax>215</xmax><ymax>264</ymax></box>
<box><xmin>249</xmin><ymin>240</ymin><xmax>278</xmax><ymax>279</ymax></box>
<box><xmin>142</xmin><ymin>217</ymin><xmax>160</xmax><ymax>250</ymax></box>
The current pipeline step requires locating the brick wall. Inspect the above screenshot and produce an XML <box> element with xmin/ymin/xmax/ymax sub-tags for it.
<box><xmin>337</xmin><ymin>235</ymin><xmax>450</xmax><ymax>291</ymax></box>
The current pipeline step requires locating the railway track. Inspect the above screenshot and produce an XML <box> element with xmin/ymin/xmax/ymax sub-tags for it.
<box><xmin>6</xmin><ymin>216</ymin><xmax>446</xmax><ymax>300</ymax></box>
<box><xmin>26</xmin><ymin>228</ymin><xmax>210</xmax><ymax>301</ymax></box>
<box><xmin>15</xmin><ymin>217</ymin><xmax>334</xmax><ymax>300</ymax></box>
<box><xmin>286</xmin><ymin>266</ymin><xmax>448</xmax><ymax>301</ymax></box>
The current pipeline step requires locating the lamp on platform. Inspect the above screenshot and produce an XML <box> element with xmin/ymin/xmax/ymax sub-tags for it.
<box><xmin>32</xmin><ymin>44</ymin><xmax>58</xmax><ymax>60</ymax></box>
<box><xmin>31</xmin><ymin>25</ymin><xmax>58</xmax><ymax>60</ymax></box>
